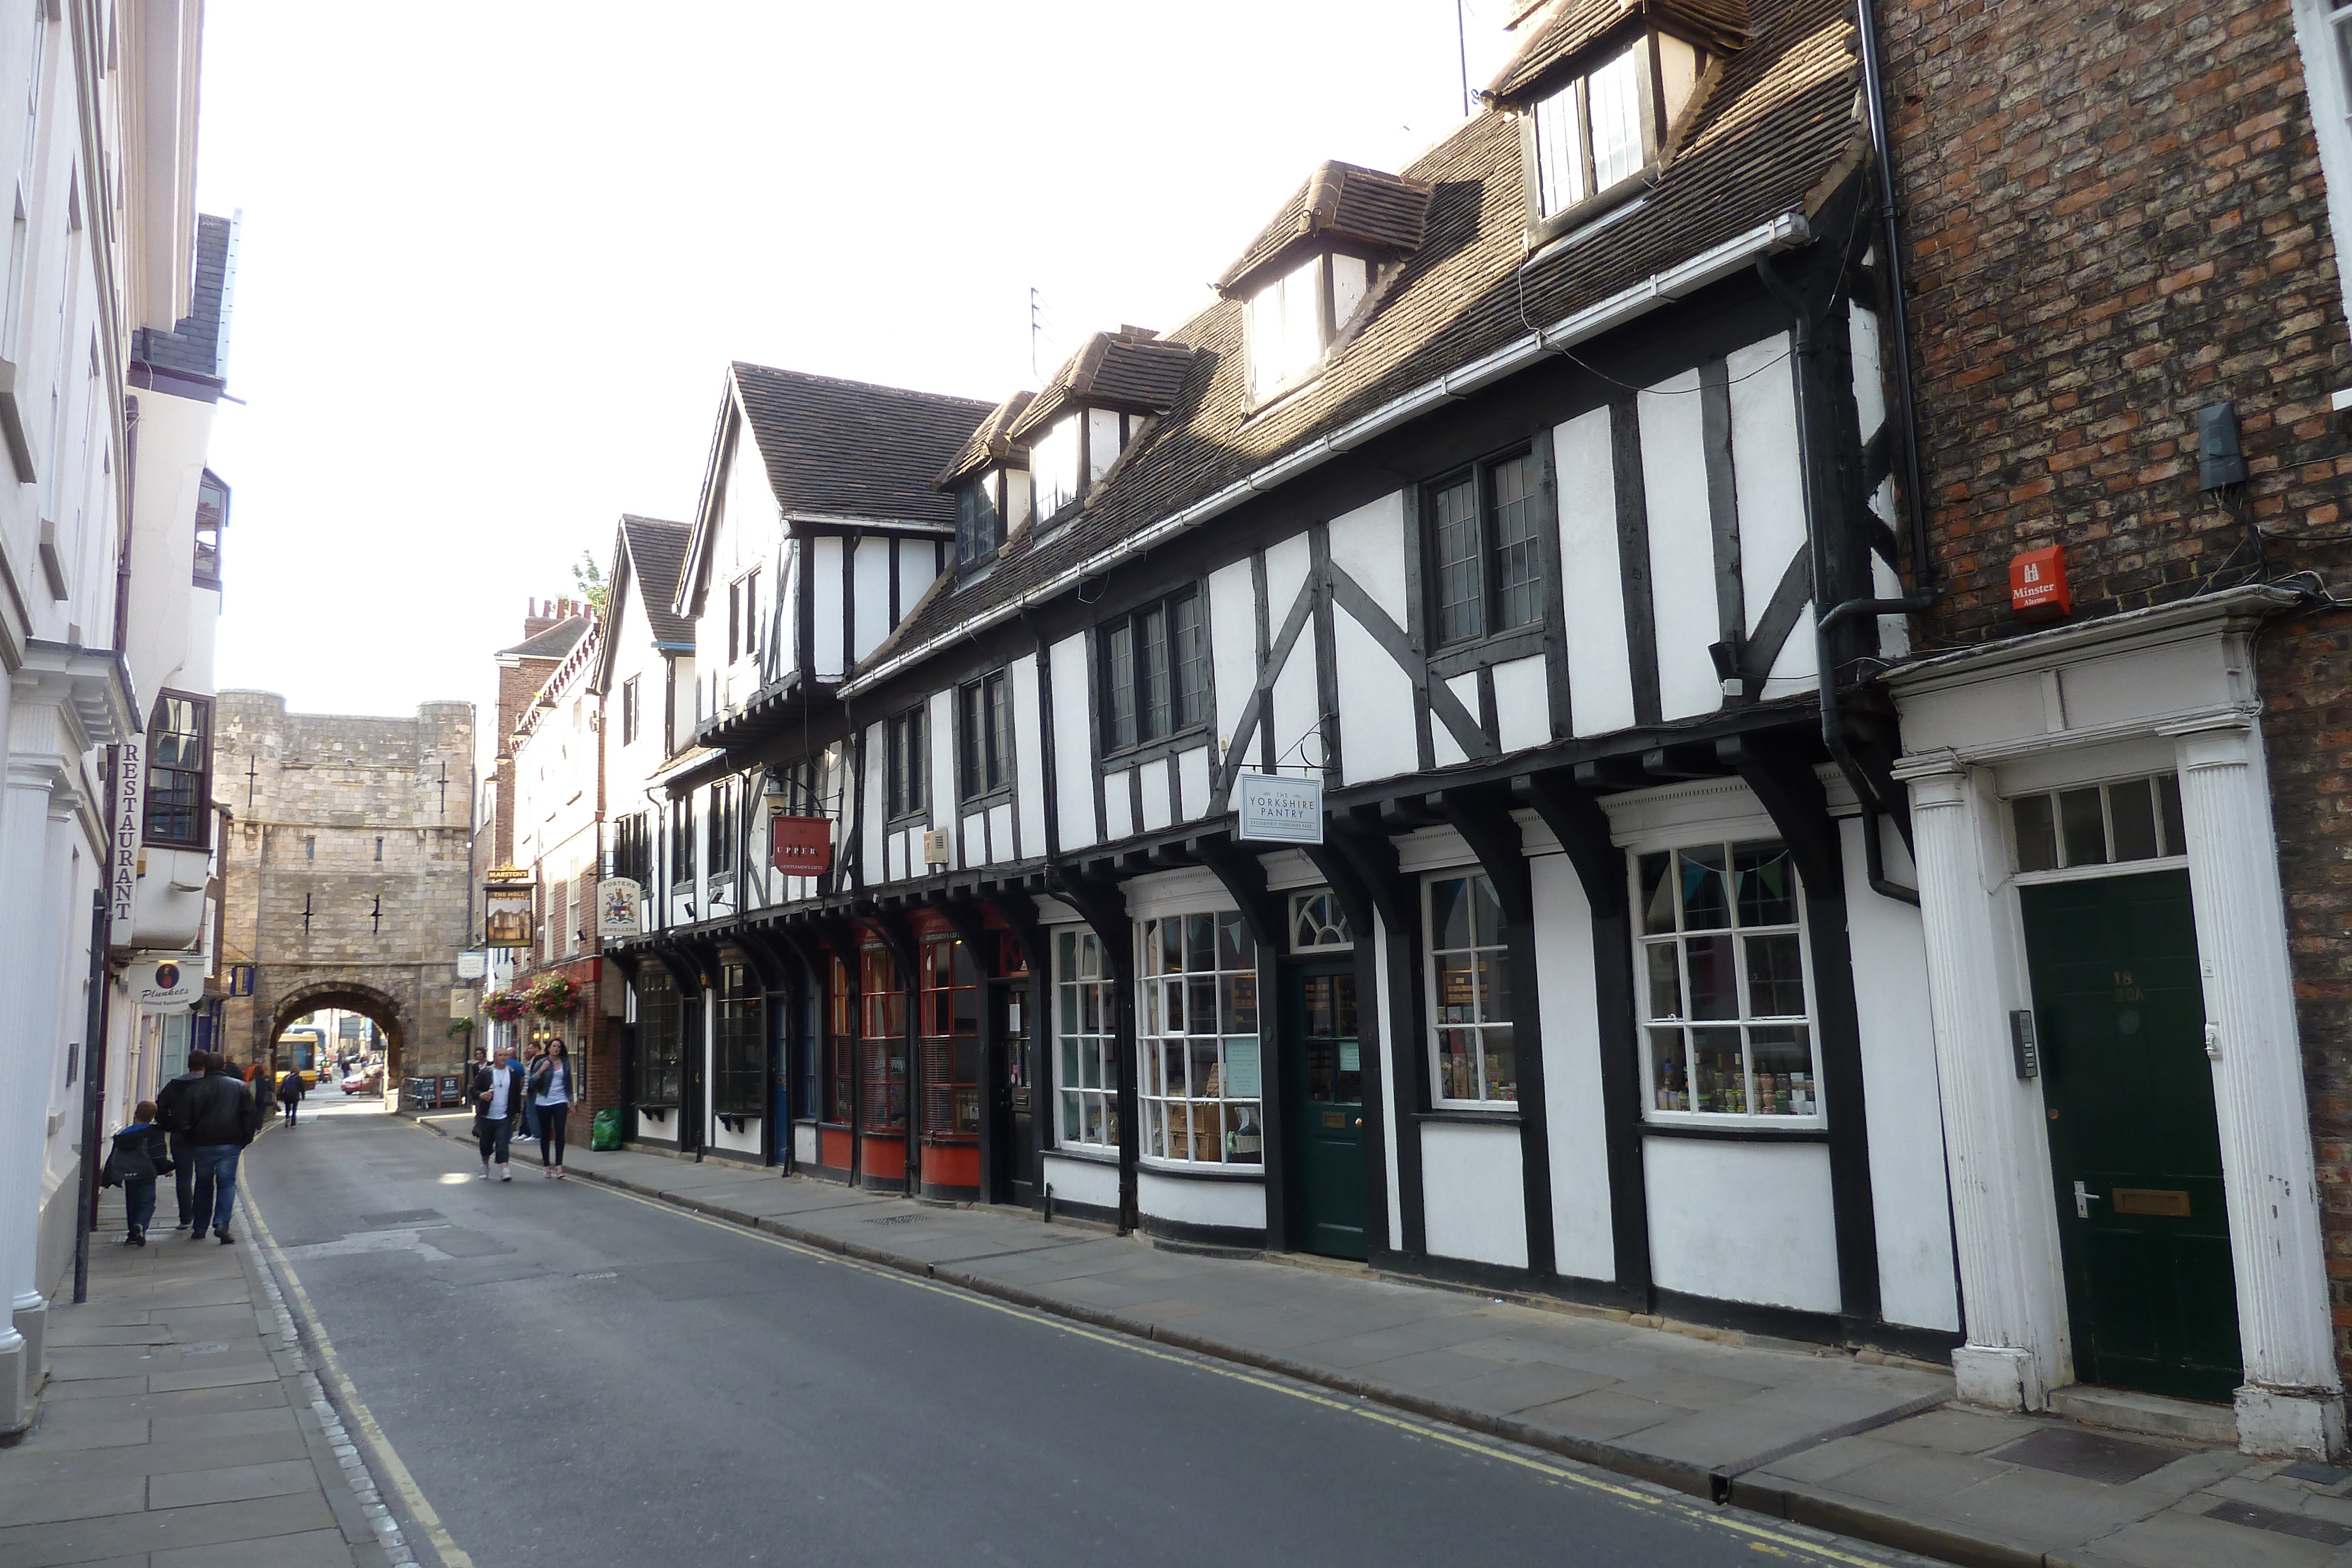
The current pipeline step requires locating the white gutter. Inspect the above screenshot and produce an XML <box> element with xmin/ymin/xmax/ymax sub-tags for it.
<box><xmin>841</xmin><ymin>210</ymin><xmax>1812</xmax><ymax>699</ymax></box>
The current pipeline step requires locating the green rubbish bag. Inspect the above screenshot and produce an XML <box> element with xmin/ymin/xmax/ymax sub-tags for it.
<box><xmin>590</xmin><ymin>1108</ymin><xmax>623</xmax><ymax>1152</ymax></box>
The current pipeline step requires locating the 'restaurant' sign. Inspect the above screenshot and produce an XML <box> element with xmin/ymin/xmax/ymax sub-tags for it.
<box><xmin>771</xmin><ymin>814</ymin><xmax>833</xmax><ymax>877</ymax></box>
<box><xmin>109</xmin><ymin>737</ymin><xmax>145</xmax><ymax>944</ymax></box>
<box><xmin>1236</xmin><ymin>771</ymin><xmax>1325</xmax><ymax>845</ymax></box>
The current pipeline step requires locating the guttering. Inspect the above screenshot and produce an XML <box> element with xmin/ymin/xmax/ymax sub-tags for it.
<box><xmin>841</xmin><ymin>211</ymin><xmax>1813</xmax><ymax>698</ymax></box>
<box><xmin>1853</xmin><ymin>0</ymin><xmax>1936</xmax><ymax>591</ymax></box>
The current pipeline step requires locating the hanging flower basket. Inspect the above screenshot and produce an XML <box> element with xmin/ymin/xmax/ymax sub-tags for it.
<box><xmin>483</xmin><ymin>991</ymin><xmax>529</xmax><ymax>1024</ymax></box>
<box><xmin>527</xmin><ymin>975</ymin><xmax>582</xmax><ymax>1018</ymax></box>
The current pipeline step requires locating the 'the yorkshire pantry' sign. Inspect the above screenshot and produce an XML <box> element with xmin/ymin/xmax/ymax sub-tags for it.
<box><xmin>1236</xmin><ymin>772</ymin><xmax>1325</xmax><ymax>845</ymax></box>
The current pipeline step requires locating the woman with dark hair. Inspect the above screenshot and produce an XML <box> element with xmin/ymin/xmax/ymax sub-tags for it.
<box><xmin>529</xmin><ymin>1038</ymin><xmax>574</xmax><ymax>1178</ymax></box>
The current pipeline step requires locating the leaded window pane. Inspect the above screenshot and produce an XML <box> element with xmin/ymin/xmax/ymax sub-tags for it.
<box><xmin>1491</xmin><ymin>452</ymin><xmax>1543</xmax><ymax>631</ymax></box>
<box><xmin>1433</xmin><ymin>477</ymin><xmax>1482</xmax><ymax>644</ymax></box>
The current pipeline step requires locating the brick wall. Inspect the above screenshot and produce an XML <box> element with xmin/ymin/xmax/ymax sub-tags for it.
<box><xmin>1879</xmin><ymin>0</ymin><xmax>2352</xmax><ymax>1375</ymax></box>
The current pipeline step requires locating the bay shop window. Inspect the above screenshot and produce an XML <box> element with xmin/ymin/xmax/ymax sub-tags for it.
<box><xmin>1426</xmin><ymin>871</ymin><xmax>1516</xmax><ymax>1106</ymax></box>
<box><xmin>1056</xmin><ymin>929</ymin><xmax>1119</xmax><ymax>1151</ymax></box>
<box><xmin>860</xmin><ymin>944</ymin><xmax>910</xmax><ymax>1178</ymax></box>
<box><xmin>1637</xmin><ymin>841</ymin><xmax>1823</xmax><ymax>1124</ymax></box>
<box><xmin>824</xmin><ymin>954</ymin><xmax>856</xmax><ymax>1125</ymax></box>
<box><xmin>1139</xmin><ymin>912</ymin><xmax>1262</xmax><ymax>1165</ymax></box>
<box><xmin>918</xmin><ymin>934</ymin><xmax>982</xmax><ymax>1140</ymax></box>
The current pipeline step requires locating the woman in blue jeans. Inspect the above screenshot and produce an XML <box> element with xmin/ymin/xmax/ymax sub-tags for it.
<box><xmin>530</xmin><ymin>1039</ymin><xmax>573</xmax><ymax>1178</ymax></box>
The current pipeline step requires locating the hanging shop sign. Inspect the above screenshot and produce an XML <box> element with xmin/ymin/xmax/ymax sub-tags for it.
<box><xmin>1236</xmin><ymin>772</ymin><xmax>1325</xmax><ymax>845</ymax></box>
<box><xmin>108</xmin><ymin>736</ymin><xmax>145</xmax><ymax>944</ymax></box>
<box><xmin>482</xmin><ymin>875</ymin><xmax>537</xmax><ymax>949</ymax></box>
<box><xmin>771</xmin><ymin>815</ymin><xmax>834</xmax><ymax>877</ymax></box>
<box><xmin>598</xmin><ymin>878</ymin><xmax>643</xmax><ymax>938</ymax></box>
<box><xmin>227</xmin><ymin>963</ymin><xmax>255</xmax><ymax>997</ymax></box>
<box><xmin>127</xmin><ymin>957</ymin><xmax>202</xmax><ymax>1011</ymax></box>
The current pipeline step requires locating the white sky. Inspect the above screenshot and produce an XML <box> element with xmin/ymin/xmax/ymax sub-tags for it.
<box><xmin>198</xmin><ymin>1</ymin><xmax>1521</xmax><ymax>727</ymax></box>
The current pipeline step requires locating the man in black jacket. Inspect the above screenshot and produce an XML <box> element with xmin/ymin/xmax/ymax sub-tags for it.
<box><xmin>182</xmin><ymin>1057</ymin><xmax>262</xmax><ymax>1242</ymax></box>
<box><xmin>155</xmin><ymin>1051</ymin><xmax>212</xmax><ymax>1231</ymax></box>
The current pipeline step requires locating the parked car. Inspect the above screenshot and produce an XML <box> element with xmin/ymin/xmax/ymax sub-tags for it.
<box><xmin>340</xmin><ymin>1068</ymin><xmax>383</xmax><ymax>1095</ymax></box>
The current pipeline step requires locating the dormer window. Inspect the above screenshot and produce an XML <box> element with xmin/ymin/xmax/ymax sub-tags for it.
<box><xmin>953</xmin><ymin>474</ymin><xmax>1003</xmax><ymax>570</ymax></box>
<box><xmin>1518</xmin><ymin>29</ymin><xmax>1709</xmax><ymax>233</ymax></box>
<box><xmin>1027</xmin><ymin>408</ymin><xmax>1145</xmax><ymax>527</ymax></box>
<box><xmin>1030</xmin><ymin>414</ymin><xmax>1081</xmax><ymax>523</ymax></box>
<box><xmin>1245</xmin><ymin>252</ymin><xmax>1374</xmax><ymax>401</ymax></box>
<box><xmin>1215</xmin><ymin>162</ymin><xmax>1432</xmax><ymax>406</ymax></box>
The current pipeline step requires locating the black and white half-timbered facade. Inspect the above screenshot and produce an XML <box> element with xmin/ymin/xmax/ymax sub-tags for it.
<box><xmin>605</xmin><ymin>0</ymin><xmax>1968</xmax><ymax>1355</ymax></box>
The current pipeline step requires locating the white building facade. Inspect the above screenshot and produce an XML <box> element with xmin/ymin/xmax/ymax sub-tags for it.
<box><xmin>0</xmin><ymin>0</ymin><xmax>222</xmax><ymax>1435</ymax></box>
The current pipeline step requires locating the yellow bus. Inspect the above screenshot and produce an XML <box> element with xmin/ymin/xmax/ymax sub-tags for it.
<box><xmin>278</xmin><ymin>1027</ymin><xmax>326</xmax><ymax>1086</ymax></box>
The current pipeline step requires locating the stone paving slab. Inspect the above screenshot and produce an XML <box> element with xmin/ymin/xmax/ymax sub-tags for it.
<box><xmin>0</xmin><ymin>1182</ymin><xmax>395</xmax><ymax>1568</ymax></box>
<box><xmin>407</xmin><ymin>1108</ymin><xmax>2352</xmax><ymax>1568</ymax></box>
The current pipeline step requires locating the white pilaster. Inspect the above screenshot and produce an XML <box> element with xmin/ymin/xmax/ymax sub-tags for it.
<box><xmin>2166</xmin><ymin>714</ymin><xmax>2346</xmax><ymax>1459</ymax></box>
<box><xmin>1897</xmin><ymin>753</ymin><xmax>2066</xmax><ymax>1409</ymax></box>
<box><xmin>0</xmin><ymin>757</ymin><xmax>64</xmax><ymax>1432</ymax></box>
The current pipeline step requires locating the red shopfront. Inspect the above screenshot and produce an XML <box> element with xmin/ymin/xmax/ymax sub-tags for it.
<box><xmin>811</xmin><ymin>908</ymin><xmax>1028</xmax><ymax>1199</ymax></box>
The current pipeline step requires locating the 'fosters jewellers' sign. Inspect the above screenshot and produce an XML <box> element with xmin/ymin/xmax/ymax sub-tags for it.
<box><xmin>109</xmin><ymin>737</ymin><xmax>145</xmax><ymax>944</ymax></box>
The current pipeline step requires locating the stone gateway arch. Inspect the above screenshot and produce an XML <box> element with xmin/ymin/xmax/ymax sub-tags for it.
<box><xmin>212</xmin><ymin>693</ymin><xmax>477</xmax><ymax>1085</ymax></box>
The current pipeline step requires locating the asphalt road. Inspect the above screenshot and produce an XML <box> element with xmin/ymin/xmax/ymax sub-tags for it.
<box><xmin>242</xmin><ymin>1099</ymin><xmax>1910</xmax><ymax>1568</ymax></box>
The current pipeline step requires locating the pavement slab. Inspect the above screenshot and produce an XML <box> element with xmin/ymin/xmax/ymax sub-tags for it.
<box><xmin>3</xmin><ymin>1181</ymin><xmax>393</xmax><ymax>1568</ymax></box>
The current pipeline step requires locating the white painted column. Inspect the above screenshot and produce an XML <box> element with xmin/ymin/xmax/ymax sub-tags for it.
<box><xmin>1896</xmin><ymin>753</ymin><xmax>2064</xmax><ymax>1410</ymax></box>
<box><xmin>2166</xmin><ymin>714</ymin><xmax>2347</xmax><ymax>1458</ymax></box>
<box><xmin>0</xmin><ymin>755</ymin><xmax>63</xmax><ymax>1432</ymax></box>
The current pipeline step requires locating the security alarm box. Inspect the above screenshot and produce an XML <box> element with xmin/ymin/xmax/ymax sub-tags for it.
<box><xmin>922</xmin><ymin>828</ymin><xmax>951</xmax><ymax>867</ymax></box>
<box><xmin>2010</xmin><ymin>544</ymin><xmax>2072</xmax><ymax>621</ymax></box>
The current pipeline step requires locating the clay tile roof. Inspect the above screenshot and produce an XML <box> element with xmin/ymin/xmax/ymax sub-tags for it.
<box><xmin>1486</xmin><ymin>0</ymin><xmax>1751</xmax><ymax>105</ymax></box>
<box><xmin>498</xmin><ymin>618</ymin><xmax>589</xmax><ymax>660</ymax></box>
<box><xmin>1007</xmin><ymin>331</ymin><xmax>1197</xmax><ymax>444</ymax></box>
<box><xmin>731</xmin><ymin>362</ymin><xmax>996</xmax><ymax>526</ymax></box>
<box><xmin>619</xmin><ymin>516</ymin><xmax>694</xmax><ymax>647</ymax></box>
<box><xmin>873</xmin><ymin>0</ymin><xmax>1855</xmax><ymax>682</ymax></box>
<box><xmin>1212</xmin><ymin>161</ymin><xmax>1435</xmax><ymax>298</ymax></box>
<box><xmin>933</xmin><ymin>391</ymin><xmax>1035</xmax><ymax>490</ymax></box>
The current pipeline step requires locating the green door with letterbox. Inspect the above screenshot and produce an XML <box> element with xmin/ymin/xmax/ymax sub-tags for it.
<box><xmin>2022</xmin><ymin>870</ymin><xmax>2240</xmax><ymax>1403</ymax></box>
<box><xmin>1285</xmin><ymin>962</ymin><xmax>1367</xmax><ymax>1260</ymax></box>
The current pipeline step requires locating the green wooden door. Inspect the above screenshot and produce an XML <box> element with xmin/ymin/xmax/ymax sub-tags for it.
<box><xmin>2022</xmin><ymin>870</ymin><xmax>2240</xmax><ymax>1404</ymax></box>
<box><xmin>1285</xmin><ymin>963</ymin><xmax>1367</xmax><ymax>1260</ymax></box>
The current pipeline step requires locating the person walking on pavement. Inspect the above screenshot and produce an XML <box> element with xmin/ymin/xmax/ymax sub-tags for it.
<box><xmin>155</xmin><ymin>1051</ymin><xmax>210</xmax><ymax>1231</ymax></box>
<box><xmin>473</xmin><ymin>1044</ymin><xmax>524</xmax><ymax>1181</ymax></box>
<box><xmin>183</xmin><ymin>1054</ymin><xmax>262</xmax><ymax>1242</ymax></box>
<box><xmin>529</xmin><ymin>1039</ymin><xmax>573</xmax><ymax>1179</ymax></box>
<box><xmin>101</xmin><ymin>1101</ymin><xmax>173</xmax><ymax>1246</ymax></box>
<box><xmin>276</xmin><ymin>1065</ymin><xmax>307</xmax><ymax>1128</ymax></box>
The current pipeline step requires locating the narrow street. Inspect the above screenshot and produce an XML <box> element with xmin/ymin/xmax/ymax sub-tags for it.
<box><xmin>240</xmin><ymin>1102</ymin><xmax>1903</xmax><ymax>1568</ymax></box>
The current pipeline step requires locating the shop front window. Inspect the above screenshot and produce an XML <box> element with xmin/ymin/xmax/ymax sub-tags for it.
<box><xmin>713</xmin><ymin>958</ymin><xmax>764</xmax><ymax>1118</ymax></box>
<box><xmin>918</xmin><ymin>934</ymin><xmax>981</xmax><ymax>1137</ymax></box>
<box><xmin>1055</xmin><ymin>929</ymin><xmax>1118</xmax><ymax>1149</ymax></box>
<box><xmin>860</xmin><ymin>945</ymin><xmax>907</xmax><ymax>1131</ymax></box>
<box><xmin>824</xmin><ymin>954</ymin><xmax>855</xmax><ymax>1124</ymax></box>
<box><xmin>1138</xmin><ymin>911</ymin><xmax>1261</xmax><ymax>1164</ymax></box>
<box><xmin>1636</xmin><ymin>841</ymin><xmax>1822</xmax><ymax>1122</ymax></box>
<box><xmin>1426</xmin><ymin>871</ymin><xmax>1515</xmax><ymax>1106</ymax></box>
<box><xmin>634</xmin><ymin>967</ymin><xmax>681</xmax><ymax>1108</ymax></box>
